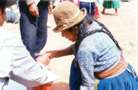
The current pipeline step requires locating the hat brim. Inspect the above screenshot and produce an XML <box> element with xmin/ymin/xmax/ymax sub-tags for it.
<box><xmin>53</xmin><ymin>8</ymin><xmax>87</xmax><ymax>32</ymax></box>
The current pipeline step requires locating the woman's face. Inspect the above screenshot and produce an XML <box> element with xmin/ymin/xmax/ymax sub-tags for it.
<box><xmin>61</xmin><ymin>28</ymin><xmax>77</xmax><ymax>42</ymax></box>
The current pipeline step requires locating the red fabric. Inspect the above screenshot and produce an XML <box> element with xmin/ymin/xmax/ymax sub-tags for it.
<box><xmin>94</xmin><ymin>6</ymin><xmax>100</xmax><ymax>19</ymax></box>
<box><xmin>33</xmin><ymin>84</ymin><xmax>52</xmax><ymax>90</ymax></box>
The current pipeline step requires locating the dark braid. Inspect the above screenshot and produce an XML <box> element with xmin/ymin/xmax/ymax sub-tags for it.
<box><xmin>75</xmin><ymin>20</ymin><xmax>121</xmax><ymax>54</ymax></box>
<box><xmin>94</xmin><ymin>20</ymin><xmax>122</xmax><ymax>50</ymax></box>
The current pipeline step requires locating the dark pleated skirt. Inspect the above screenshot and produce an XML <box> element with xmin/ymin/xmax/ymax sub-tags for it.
<box><xmin>103</xmin><ymin>0</ymin><xmax>120</xmax><ymax>8</ymax></box>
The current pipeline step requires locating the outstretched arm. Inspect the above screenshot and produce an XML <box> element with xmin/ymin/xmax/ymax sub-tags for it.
<box><xmin>47</xmin><ymin>44</ymin><xmax>74</xmax><ymax>58</ymax></box>
<box><xmin>36</xmin><ymin>45</ymin><xmax>74</xmax><ymax>65</ymax></box>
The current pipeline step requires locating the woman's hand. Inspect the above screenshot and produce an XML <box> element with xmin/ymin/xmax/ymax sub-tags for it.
<box><xmin>36</xmin><ymin>55</ymin><xmax>50</xmax><ymax>66</ymax></box>
<box><xmin>36</xmin><ymin>52</ymin><xmax>54</xmax><ymax>66</ymax></box>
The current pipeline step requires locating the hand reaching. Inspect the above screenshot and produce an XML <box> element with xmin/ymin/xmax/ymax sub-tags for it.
<box><xmin>36</xmin><ymin>52</ymin><xmax>54</xmax><ymax>66</ymax></box>
<box><xmin>36</xmin><ymin>54</ymin><xmax>50</xmax><ymax>66</ymax></box>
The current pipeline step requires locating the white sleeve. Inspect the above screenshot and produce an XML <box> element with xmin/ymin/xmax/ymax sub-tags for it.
<box><xmin>10</xmin><ymin>41</ymin><xmax>57</xmax><ymax>87</ymax></box>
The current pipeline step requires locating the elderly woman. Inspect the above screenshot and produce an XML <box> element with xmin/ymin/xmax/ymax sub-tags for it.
<box><xmin>39</xmin><ymin>1</ymin><xmax>138</xmax><ymax>90</ymax></box>
<box><xmin>79</xmin><ymin>0</ymin><xmax>96</xmax><ymax>17</ymax></box>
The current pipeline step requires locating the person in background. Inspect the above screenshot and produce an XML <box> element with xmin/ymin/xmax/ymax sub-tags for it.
<box><xmin>5</xmin><ymin>1</ymin><xmax>20</xmax><ymax>24</ymax></box>
<box><xmin>79</xmin><ymin>0</ymin><xmax>96</xmax><ymax>18</ymax></box>
<box><xmin>102</xmin><ymin>0</ymin><xmax>120</xmax><ymax>16</ymax></box>
<box><xmin>19</xmin><ymin>0</ymin><xmax>57</xmax><ymax>89</ymax></box>
<box><xmin>19</xmin><ymin>0</ymin><xmax>54</xmax><ymax>58</ymax></box>
<box><xmin>38</xmin><ymin>1</ymin><xmax>138</xmax><ymax>90</ymax></box>
<box><xmin>0</xmin><ymin>0</ymin><xmax>57</xmax><ymax>90</ymax></box>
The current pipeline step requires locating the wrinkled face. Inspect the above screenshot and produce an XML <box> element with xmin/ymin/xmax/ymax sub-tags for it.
<box><xmin>0</xmin><ymin>8</ymin><xmax>6</xmax><ymax>26</ymax></box>
<box><xmin>61</xmin><ymin>27</ymin><xmax>78</xmax><ymax>42</ymax></box>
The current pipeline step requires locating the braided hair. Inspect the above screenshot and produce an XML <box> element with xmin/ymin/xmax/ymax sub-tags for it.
<box><xmin>94</xmin><ymin>20</ymin><xmax>121</xmax><ymax>50</ymax></box>
<box><xmin>75</xmin><ymin>15</ymin><xmax>121</xmax><ymax>54</ymax></box>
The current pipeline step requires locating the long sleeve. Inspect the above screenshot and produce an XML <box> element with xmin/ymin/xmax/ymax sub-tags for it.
<box><xmin>76</xmin><ymin>49</ymin><xmax>95</xmax><ymax>90</ymax></box>
<box><xmin>10</xmin><ymin>34</ymin><xmax>56</xmax><ymax>87</ymax></box>
<box><xmin>75</xmin><ymin>30</ymin><xmax>121</xmax><ymax>90</ymax></box>
<box><xmin>0</xmin><ymin>28</ymin><xmax>57</xmax><ymax>89</ymax></box>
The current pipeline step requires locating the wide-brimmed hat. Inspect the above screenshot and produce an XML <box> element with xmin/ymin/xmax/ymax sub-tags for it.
<box><xmin>53</xmin><ymin>1</ymin><xmax>87</xmax><ymax>32</ymax></box>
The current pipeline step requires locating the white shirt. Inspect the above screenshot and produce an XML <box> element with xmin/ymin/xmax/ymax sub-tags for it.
<box><xmin>0</xmin><ymin>27</ymin><xmax>57</xmax><ymax>90</ymax></box>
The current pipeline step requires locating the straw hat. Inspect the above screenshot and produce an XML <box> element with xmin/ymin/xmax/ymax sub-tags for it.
<box><xmin>53</xmin><ymin>1</ymin><xmax>87</xmax><ymax>32</ymax></box>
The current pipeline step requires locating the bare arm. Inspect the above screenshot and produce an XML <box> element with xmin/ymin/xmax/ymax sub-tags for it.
<box><xmin>48</xmin><ymin>45</ymin><xmax>74</xmax><ymax>58</ymax></box>
<box><xmin>36</xmin><ymin>45</ymin><xmax>74</xmax><ymax>65</ymax></box>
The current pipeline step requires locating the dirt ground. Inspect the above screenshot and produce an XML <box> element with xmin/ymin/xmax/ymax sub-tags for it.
<box><xmin>4</xmin><ymin>0</ymin><xmax>138</xmax><ymax>89</ymax></box>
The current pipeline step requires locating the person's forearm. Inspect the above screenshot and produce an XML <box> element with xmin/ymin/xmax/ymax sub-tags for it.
<box><xmin>49</xmin><ymin>45</ymin><xmax>74</xmax><ymax>58</ymax></box>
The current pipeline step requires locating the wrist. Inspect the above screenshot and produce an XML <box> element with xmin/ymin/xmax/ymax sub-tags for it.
<box><xmin>48</xmin><ymin>53</ymin><xmax>55</xmax><ymax>59</ymax></box>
